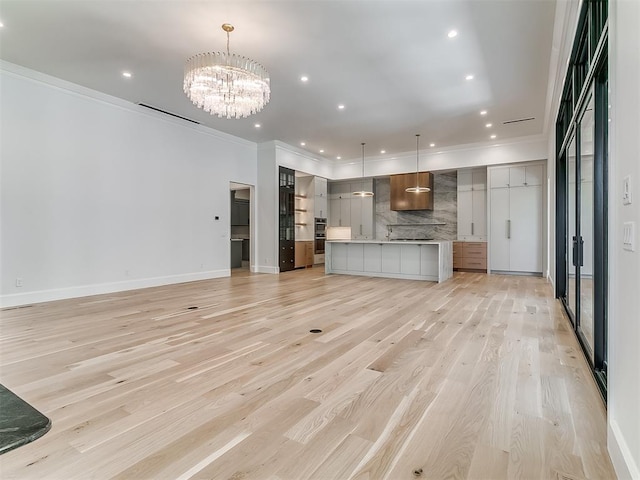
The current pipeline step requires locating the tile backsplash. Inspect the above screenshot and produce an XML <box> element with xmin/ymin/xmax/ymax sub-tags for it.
<box><xmin>375</xmin><ymin>172</ymin><xmax>457</xmax><ymax>240</ymax></box>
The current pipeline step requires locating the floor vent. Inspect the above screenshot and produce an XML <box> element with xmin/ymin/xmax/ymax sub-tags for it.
<box><xmin>309</xmin><ymin>329</ymin><xmax>323</xmax><ymax>334</ymax></box>
<box><xmin>138</xmin><ymin>103</ymin><xmax>200</xmax><ymax>124</ymax></box>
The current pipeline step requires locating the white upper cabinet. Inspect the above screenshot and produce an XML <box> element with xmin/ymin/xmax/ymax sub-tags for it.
<box><xmin>490</xmin><ymin>164</ymin><xmax>544</xmax><ymax>188</ymax></box>
<box><xmin>314</xmin><ymin>177</ymin><xmax>328</xmax><ymax>218</ymax></box>
<box><xmin>457</xmin><ymin>168</ymin><xmax>487</xmax><ymax>191</ymax></box>
<box><xmin>328</xmin><ymin>180</ymin><xmax>375</xmax><ymax>238</ymax></box>
<box><xmin>489</xmin><ymin>167</ymin><xmax>511</xmax><ymax>188</ymax></box>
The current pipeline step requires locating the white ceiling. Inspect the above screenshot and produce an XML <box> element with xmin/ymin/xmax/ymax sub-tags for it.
<box><xmin>0</xmin><ymin>0</ymin><xmax>556</xmax><ymax>162</ymax></box>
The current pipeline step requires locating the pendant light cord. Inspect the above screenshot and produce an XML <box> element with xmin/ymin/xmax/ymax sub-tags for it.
<box><xmin>415</xmin><ymin>134</ymin><xmax>420</xmax><ymax>183</ymax></box>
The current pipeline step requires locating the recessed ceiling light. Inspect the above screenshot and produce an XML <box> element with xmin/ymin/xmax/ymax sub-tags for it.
<box><xmin>490</xmin><ymin>134</ymin><xmax>497</xmax><ymax>139</ymax></box>
<box><xmin>300</xmin><ymin>142</ymin><xmax>306</xmax><ymax>146</ymax></box>
<box><xmin>429</xmin><ymin>143</ymin><xmax>435</xmax><ymax>147</ymax></box>
<box><xmin>486</xmin><ymin>123</ymin><xmax>492</xmax><ymax>128</ymax></box>
<box><xmin>336</xmin><ymin>156</ymin><xmax>341</xmax><ymax>160</ymax></box>
<box><xmin>300</xmin><ymin>75</ymin><xmax>309</xmax><ymax>82</ymax></box>
<box><xmin>319</xmin><ymin>149</ymin><xmax>325</xmax><ymax>153</ymax></box>
<box><xmin>337</xmin><ymin>104</ymin><xmax>345</xmax><ymax>110</ymax></box>
<box><xmin>0</xmin><ymin>21</ymin><xmax>4</xmax><ymax>28</ymax></box>
<box><xmin>465</xmin><ymin>74</ymin><xmax>474</xmax><ymax>81</ymax></box>
<box><xmin>448</xmin><ymin>30</ymin><xmax>458</xmax><ymax>38</ymax></box>
<box><xmin>122</xmin><ymin>71</ymin><xmax>132</xmax><ymax>78</ymax></box>
<box><xmin>480</xmin><ymin>110</ymin><xmax>487</xmax><ymax>115</ymax></box>
<box><xmin>254</xmin><ymin>123</ymin><xmax>261</xmax><ymax>128</ymax></box>
<box><xmin>380</xmin><ymin>150</ymin><xmax>386</xmax><ymax>154</ymax></box>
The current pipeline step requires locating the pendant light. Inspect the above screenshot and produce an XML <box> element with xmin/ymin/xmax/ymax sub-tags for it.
<box><xmin>406</xmin><ymin>134</ymin><xmax>431</xmax><ymax>193</ymax></box>
<box><xmin>353</xmin><ymin>142</ymin><xmax>374</xmax><ymax>197</ymax></box>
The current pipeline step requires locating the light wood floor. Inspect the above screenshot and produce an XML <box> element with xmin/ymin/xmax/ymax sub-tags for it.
<box><xmin>0</xmin><ymin>269</ymin><xmax>615</xmax><ymax>479</ymax></box>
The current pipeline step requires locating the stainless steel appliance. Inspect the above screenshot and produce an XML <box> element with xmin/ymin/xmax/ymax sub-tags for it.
<box><xmin>315</xmin><ymin>217</ymin><xmax>326</xmax><ymax>254</ymax></box>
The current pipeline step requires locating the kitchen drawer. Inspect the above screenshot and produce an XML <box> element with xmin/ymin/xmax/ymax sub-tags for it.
<box><xmin>461</xmin><ymin>257</ymin><xmax>487</xmax><ymax>269</ymax></box>
<box><xmin>462</xmin><ymin>246</ymin><xmax>487</xmax><ymax>258</ymax></box>
<box><xmin>453</xmin><ymin>241</ymin><xmax>464</xmax><ymax>256</ymax></box>
<box><xmin>453</xmin><ymin>255</ymin><xmax>463</xmax><ymax>268</ymax></box>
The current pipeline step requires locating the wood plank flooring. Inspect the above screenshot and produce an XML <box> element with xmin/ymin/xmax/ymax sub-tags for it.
<box><xmin>0</xmin><ymin>269</ymin><xmax>615</xmax><ymax>479</ymax></box>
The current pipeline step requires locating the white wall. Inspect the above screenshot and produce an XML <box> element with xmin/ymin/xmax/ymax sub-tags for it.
<box><xmin>608</xmin><ymin>0</ymin><xmax>640</xmax><ymax>477</ymax></box>
<box><xmin>0</xmin><ymin>63</ymin><xmax>257</xmax><ymax>307</ymax></box>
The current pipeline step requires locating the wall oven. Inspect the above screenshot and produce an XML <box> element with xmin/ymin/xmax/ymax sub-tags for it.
<box><xmin>315</xmin><ymin>218</ymin><xmax>326</xmax><ymax>254</ymax></box>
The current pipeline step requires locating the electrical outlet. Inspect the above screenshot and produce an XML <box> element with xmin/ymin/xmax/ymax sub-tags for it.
<box><xmin>16</xmin><ymin>277</ymin><xmax>23</xmax><ymax>287</ymax></box>
<box><xmin>623</xmin><ymin>221</ymin><xmax>635</xmax><ymax>251</ymax></box>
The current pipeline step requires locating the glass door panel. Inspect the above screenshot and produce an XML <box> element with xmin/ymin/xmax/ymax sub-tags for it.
<box><xmin>579</xmin><ymin>91</ymin><xmax>595</xmax><ymax>359</ymax></box>
<box><xmin>566</xmin><ymin>135</ymin><xmax>577</xmax><ymax>325</ymax></box>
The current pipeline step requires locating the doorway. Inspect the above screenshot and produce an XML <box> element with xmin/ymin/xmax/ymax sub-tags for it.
<box><xmin>230</xmin><ymin>182</ymin><xmax>253</xmax><ymax>273</ymax></box>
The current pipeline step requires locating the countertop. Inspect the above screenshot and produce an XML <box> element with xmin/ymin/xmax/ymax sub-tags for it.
<box><xmin>326</xmin><ymin>239</ymin><xmax>451</xmax><ymax>245</ymax></box>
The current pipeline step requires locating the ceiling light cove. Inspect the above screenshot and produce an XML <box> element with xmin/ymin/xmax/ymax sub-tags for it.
<box><xmin>447</xmin><ymin>30</ymin><xmax>458</xmax><ymax>38</ymax></box>
<box><xmin>465</xmin><ymin>74</ymin><xmax>474</xmax><ymax>81</ymax></box>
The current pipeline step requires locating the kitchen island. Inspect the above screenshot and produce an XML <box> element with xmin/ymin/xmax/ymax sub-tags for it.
<box><xmin>325</xmin><ymin>240</ymin><xmax>453</xmax><ymax>282</ymax></box>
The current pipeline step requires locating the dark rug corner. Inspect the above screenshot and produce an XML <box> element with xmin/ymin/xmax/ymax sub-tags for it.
<box><xmin>0</xmin><ymin>384</ymin><xmax>51</xmax><ymax>455</ymax></box>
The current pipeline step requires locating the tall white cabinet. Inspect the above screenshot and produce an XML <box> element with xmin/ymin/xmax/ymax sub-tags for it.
<box><xmin>457</xmin><ymin>168</ymin><xmax>487</xmax><ymax>241</ymax></box>
<box><xmin>488</xmin><ymin>163</ymin><xmax>544</xmax><ymax>274</ymax></box>
<box><xmin>328</xmin><ymin>180</ymin><xmax>375</xmax><ymax>239</ymax></box>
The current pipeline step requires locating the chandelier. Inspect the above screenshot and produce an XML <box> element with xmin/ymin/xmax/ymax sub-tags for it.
<box><xmin>353</xmin><ymin>143</ymin><xmax>374</xmax><ymax>197</ymax></box>
<box><xmin>184</xmin><ymin>24</ymin><xmax>270</xmax><ymax>119</ymax></box>
<box><xmin>406</xmin><ymin>134</ymin><xmax>431</xmax><ymax>193</ymax></box>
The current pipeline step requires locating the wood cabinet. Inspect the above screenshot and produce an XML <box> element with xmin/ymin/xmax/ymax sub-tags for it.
<box><xmin>457</xmin><ymin>168</ymin><xmax>487</xmax><ymax>241</ymax></box>
<box><xmin>488</xmin><ymin>163</ymin><xmax>543</xmax><ymax>274</ymax></box>
<box><xmin>390</xmin><ymin>172</ymin><xmax>434</xmax><ymax>211</ymax></box>
<box><xmin>295</xmin><ymin>241</ymin><xmax>314</xmax><ymax>268</ymax></box>
<box><xmin>453</xmin><ymin>241</ymin><xmax>487</xmax><ymax>272</ymax></box>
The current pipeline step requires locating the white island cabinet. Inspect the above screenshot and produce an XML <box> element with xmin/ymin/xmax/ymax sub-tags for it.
<box><xmin>325</xmin><ymin>240</ymin><xmax>453</xmax><ymax>282</ymax></box>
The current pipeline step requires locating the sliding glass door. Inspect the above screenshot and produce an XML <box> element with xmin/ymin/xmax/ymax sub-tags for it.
<box><xmin>555</xmin><ymin>0</ymin><xmax>608</xmax><ymax>397</ymax></box>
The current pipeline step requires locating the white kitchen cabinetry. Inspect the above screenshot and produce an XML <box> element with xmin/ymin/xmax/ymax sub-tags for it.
<box><xmin>457</xmin><ymin>168</ymin><xmax>487</xmax><ymax>241</ymax></box>
<box><xmin>328</xmin><ymin>180</ymin><xmax>375</xmax><ymax>239</ymax></box>
<box><xmin>314</xmin><ymin>177</ymin><xmax>328</xmax><ymax>218</ymax></box>
<box><xmin>326</xmin><ymin>240</ymin><xmax>453</xmax><ymax>283</ymax></box>
<box><xmin>489</xmin><ymin>164</ymin><xmax>543</xmax><ymax>188</ymax></box>
<box><xmin>489</xmin><ymin>163</ymin><xmax>544</xmax><ymax>274</ymax></box>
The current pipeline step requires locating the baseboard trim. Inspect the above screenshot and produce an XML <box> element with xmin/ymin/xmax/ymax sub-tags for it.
<box><xmin>253</xmin><ymin>266</ymin><xmax>279</xmax><ymax>274</ymax></box>
<box><xmin>609</xmin><ymin>420</ymin><xmax>639</xmax><ymax>479</ymax></box>
<box><xmin>0</xmin><ymin>270</ymin><xmax>229</xmax><ymax>308</ymax></box>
